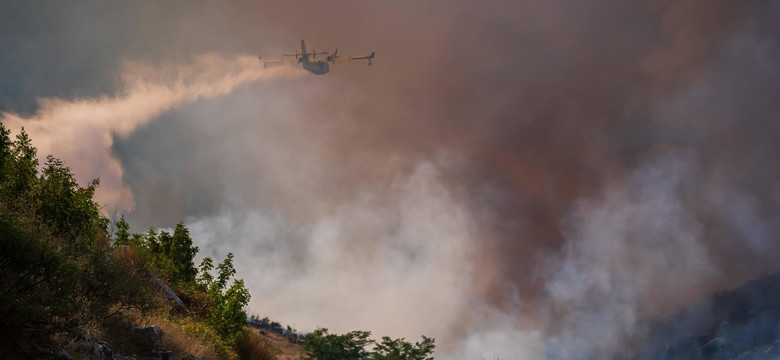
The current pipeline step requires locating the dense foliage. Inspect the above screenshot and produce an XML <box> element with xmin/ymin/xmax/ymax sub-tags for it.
<box><xmin>303</xmin><ymin>329</ymin><xmax>435</xmax><ymax>360</ymax></box>
<box><xmin>0</xmin><ymin>125</ymin><xmax>152</xmax><ymax>357</ymax></box>
<box><xmin>303</xmin><ymin>329</ymin><xmax>373</xmax><ymax>360</ymax></box>
<box><xmin>373</xmin><ymin>336</ymin><xmax>436</xmax><ymax>360</ymax></box>
<box><xmin>0</xmin><ymin>123</ymin><xmax>253</xmax><ymax>358</ymax></box>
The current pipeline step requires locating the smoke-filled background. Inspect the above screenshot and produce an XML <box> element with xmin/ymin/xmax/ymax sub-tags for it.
<box><xmin>3</xmin><ymin>1</ymin><xmax>780</xmax><ymax>358</ymax></box>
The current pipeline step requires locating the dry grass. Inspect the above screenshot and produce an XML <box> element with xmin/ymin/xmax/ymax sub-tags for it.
<box><xmin>111</xmin><ymin>245</ymin><xmax>149</xmax><ymax>275</ymax></box>
<box><xmin>95</xmin><ymin>248</ymin><xmax>278</xmax><ymax>360</ymax></box>
<box><xmin>146</xmin><ymin>315</ymin><xmax>226</xmax><ymax>360</ymax></box>
<box><xmin>96</xmin><ymin>309</ymin><xmax>227</xmax><ymax>360</ymax></box>
<box><xmin>253</xmin><ymin>329</ymin><xmax>303</xmax><ymax>360</ymax></box>
<box><xmin>234</xmin><ymin>330</ymin><xmax>277</xmax><ymax>360</ymax></box>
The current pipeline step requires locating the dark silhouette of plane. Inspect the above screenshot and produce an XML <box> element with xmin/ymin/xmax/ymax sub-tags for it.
<box><xmin>261</xmin><ymin>40</ymin><xmax>374</xmax><ymax>75</ymax></box>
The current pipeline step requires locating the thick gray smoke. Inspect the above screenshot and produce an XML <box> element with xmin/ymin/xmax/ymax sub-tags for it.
<box><xmin>3</xmin><ymin>1</ymin><xmax>780</xmax><ymax>359</ymax></box>
<box><xmin>542</xmin><ymin>152</ymin><xmax>714</xmax><ymax>358</ymax></box>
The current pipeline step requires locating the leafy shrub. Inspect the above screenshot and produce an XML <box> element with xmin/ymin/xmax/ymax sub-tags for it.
<box><xmin>199</xmin><ymin>253</ymin><xmax>251</xmax><ymax>340</ymax></box>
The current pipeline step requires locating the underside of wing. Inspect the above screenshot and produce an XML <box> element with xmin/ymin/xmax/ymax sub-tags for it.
<box><xmin>332</xmin><ymin>56</ymin><xmax>369</xmax><ymax>62</ymax></box>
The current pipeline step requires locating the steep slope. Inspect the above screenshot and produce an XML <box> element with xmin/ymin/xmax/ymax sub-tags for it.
<box><xmin>252</xmin><ymin>328</ymin><xmax>305</xmax><ymax>360</ymax></box>
<box><xmin>622</xmin><ymin>272</ymin><xmax>780</xmax><ymax>360</ymax></box>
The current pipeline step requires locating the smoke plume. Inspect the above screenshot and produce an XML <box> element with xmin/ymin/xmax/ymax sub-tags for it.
<box><xmin>1</xmin><ymin>54</ymin><xmax>303</xmax><ymax>210</ymax></box>
<box><xmin>3</xmin><ymin>1</ymin><xmax>780</xmax><ymax>359</ymax></box>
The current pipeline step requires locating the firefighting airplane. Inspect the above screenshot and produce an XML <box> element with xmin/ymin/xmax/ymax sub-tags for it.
<box><xmin>260</xmin><ymin>40</ymin><xmax>375</xmax><ymax>75</ymax></box>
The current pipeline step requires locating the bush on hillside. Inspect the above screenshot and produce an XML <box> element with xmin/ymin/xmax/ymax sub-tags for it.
<box><xmin>198</xmin><ymin>253</ymin><xmax>251</xmax><ymax>340</ymax></box>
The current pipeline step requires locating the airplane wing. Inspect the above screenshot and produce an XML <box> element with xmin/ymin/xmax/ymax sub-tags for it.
<box><xmin>329</xmin><ymin>52</ymin><xmax>375</xmax><ymax>65</ymax></box>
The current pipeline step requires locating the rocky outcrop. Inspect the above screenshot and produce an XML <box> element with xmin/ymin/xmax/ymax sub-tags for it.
<box><xmin>63</xmin><ymin>333</ymin><xmax>113</xmax><ymax>360</ymax></box>
<box><xmin>112</xmin><ymin>356</ymin><xmax>136</xmax><ymax>360</ymax></box>
<box><xmin>53</xmin><ymin>325</ymin><xmax>202</xmax><ymax>360</ymax></box>
<box><xmin>129</xmin><ymin>325</ymin><xmax>164</xmax><ymax>357</ymax></box>
<box><xmin>144</xmin><ymin>268</ymin><xmax>186</xmax><ymax>313</ymax></box>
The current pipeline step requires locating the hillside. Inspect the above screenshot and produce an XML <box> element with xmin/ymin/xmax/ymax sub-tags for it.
<box><xmin>619</xmin><ymin>272</ymin><xmax>780</xmax><ymax>360</ymax></box>
<box><xmin>0</xmin><ymin>124</ymin><xmax>275</xmax><ymax>359</ymax></box>
<box><xmin>251</xmin><ymin>328</ymin><xmax>304</xmax><ymax>360</ymax></box>
<box><xmin>0</xmin><ymin>121</ymin><xmax>436</xmax><ymax>360</ymax></box>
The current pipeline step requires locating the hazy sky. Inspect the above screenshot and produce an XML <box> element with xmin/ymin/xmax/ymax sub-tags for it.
<box><xmin>3</xmin><ymin>1</ymin><xmax>780</xmax><ymax>358</ymax></box>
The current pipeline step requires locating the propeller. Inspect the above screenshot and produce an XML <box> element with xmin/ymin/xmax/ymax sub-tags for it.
<box><xmin>327</xmin><ymin>49</ymin><xmax>338</xmax><ymax>63</ymax></box>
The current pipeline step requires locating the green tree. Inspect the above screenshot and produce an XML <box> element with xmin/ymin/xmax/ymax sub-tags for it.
<box><xmin>170</xmin><ymin>222</ymin><xmax>198</xmax><ymax>284</ymax></box>
<box><xmin>0</xmin><ymin>123</ymin><xmax>12</xmax><ymax>185</ymax></box>
<box><xmin>146</xmin><ymin>227</ymin><xmax>160</xmax><ymax>254</ymax></box>
<box><xmin>114</xmin><ymin>215</ymin><xmax>131</xmax><ymax>247</ymax></box>
<box><xmin>302</xmin><ymin>329</ymin><xmax>373</xmax><ymax>360</ymax></box>
<box><xmin>198</xmin><ymin>257</ymin><xmax>215</xmax><ymax>285</ymax></box>
<box><xmin>35</xmin><ymin>155</ymin><xmax>102</xmax><ymax>241</ymax></box>
<box><xmin>3</xmin><ymin>127</ymin><xmax>38</xmax><ymax>200</ymax></box>
<box><xmin>159</xmin><ymin>230</ymin><xmax>172</xmax><ymax>256</ymax></box>
<box><xmin>129</xmin><ymin>232</ymin><xmax>143</xmax><ymax>248</ymax></box>
<box><xmin>372</xmin><ymin>336</ymin><xmax>436</xmax><ymax>360</ymax></box>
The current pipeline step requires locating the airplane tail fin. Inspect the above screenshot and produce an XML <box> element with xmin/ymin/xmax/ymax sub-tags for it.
<box><xmin>368</xmin><ymin>51</ymin><xmax>375</xmax><ymax>66</ymax></box>
<box><xmin>301</xmin><ymin>40</ymin><xmax>307</xmax><ymax>57</ymax></box>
